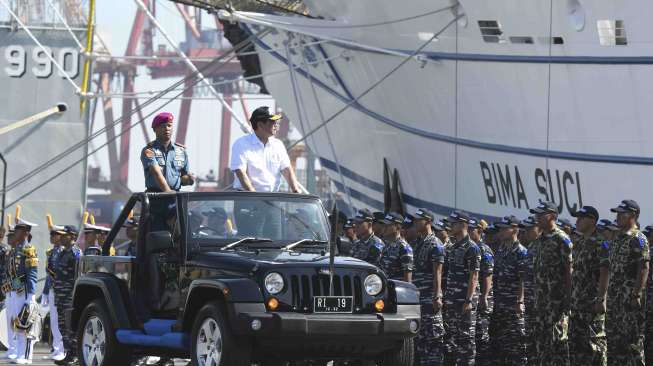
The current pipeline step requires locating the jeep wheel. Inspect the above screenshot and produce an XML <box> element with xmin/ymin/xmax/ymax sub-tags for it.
<box><xmin>377</xmin><ymin>338</ymin><xmax>414</xmax><ymax>366</ymax></box>
<box><xmin>191</xmin><ymin>301</ymin><xmax>251</xmax><ymax>366</ymax></box>
<box><xmin>77</xmin><ymin>299</ymin><xmax>131</xmax><ymax>366</ymax></box>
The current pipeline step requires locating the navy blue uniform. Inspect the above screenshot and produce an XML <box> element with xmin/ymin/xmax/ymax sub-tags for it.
<box><xmin>443</xmin><ymin>235</ymin><xmax>480</xmax><ymax>366</ymax></box>
<box><xmin>141</xmin><ymin>140</ymin><xmax>189</xmax><ymax>191</ymax></box>
<box><xmin>492</xmin><ymin>240</ymin><xmax>529</xmax><ymax>365</ymax></box>
<box><xmin>54</xmin><ymin>245</ymin><xmax>82</xmax><ymax>356</ymax></box>
<box><xmin>379</xmin><ymin>236</ymin><xmax>413</xmax><ymax>281</ymax></box>
<box><xmin>350</xmin><ymin>233</ymin><xmax>384</xmax><ymax>266</ymax></box>
<box><xmin>413</xmin><ymin>233</ymin><xmax>445</xmax><ymax>365</ymax></box>
<box><xmin>476</xmin><ymin>242</ymin><xmax>494</xmax><ymax>365</ymax></box>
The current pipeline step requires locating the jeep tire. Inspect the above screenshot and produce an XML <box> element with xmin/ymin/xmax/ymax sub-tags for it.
<box><xmin>76</xmin><ymin>299</ymin><xmax>131</xmax><ymax>366</ymax></box>
<box><xmin>190</xmin><ymin>301</ymin><xmax>251</xmax><ymax>366</ymax></box>
<box><xmin>377</xmin><ymin>338</ymin><xmax>414</xmax><ymax>366</ymax></box>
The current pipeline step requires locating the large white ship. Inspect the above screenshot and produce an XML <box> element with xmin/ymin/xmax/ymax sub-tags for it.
<box><xmin>179</xmin><ymin>0</ymin><xmax>653</xmax><ymax>223</ymax></box>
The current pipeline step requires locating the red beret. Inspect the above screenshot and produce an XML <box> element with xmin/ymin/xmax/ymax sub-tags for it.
<box><xmin>152</xmin><ymin>112</ymin><xmax>174</xmax><ymax>128</ymax></box>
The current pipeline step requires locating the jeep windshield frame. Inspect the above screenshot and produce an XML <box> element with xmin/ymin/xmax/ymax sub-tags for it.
<box><xmin>181</xmin><ymin>192</ymin><xmax>330</xmax><ymax>251</ymax></box>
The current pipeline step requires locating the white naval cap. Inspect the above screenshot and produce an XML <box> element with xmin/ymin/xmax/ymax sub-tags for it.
<box><xmin>84</xmin><ymin>223</ymin><xmax>110</xmax><ymax>233</ymax></box>
<box><xmin>15</xmin><ymin>218</ymin><xmax>38</xmax><ymax>230</ymax></box>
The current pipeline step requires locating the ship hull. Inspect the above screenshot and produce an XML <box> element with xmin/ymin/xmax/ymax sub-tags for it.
<box><xmin>235</xmin><ymin>0</ymin><xmax>653</xmax><ymax>222</ymax></box>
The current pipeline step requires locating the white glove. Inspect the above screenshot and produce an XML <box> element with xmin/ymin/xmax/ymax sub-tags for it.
<box><xmin>40</xmin><ymin>295</ymin><xmax>48</xmax><ymax>306</ymax></box>
<box><xmin>25</xmin><ymin>294</ymin><xmax>36</xmax><ymax>305</ymax></box>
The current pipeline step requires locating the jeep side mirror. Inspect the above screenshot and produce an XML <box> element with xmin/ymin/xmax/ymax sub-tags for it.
<box><xmin>146</xmin><ymin>231</ymin><xmax>174</xmax><ymax>254</ymax></box>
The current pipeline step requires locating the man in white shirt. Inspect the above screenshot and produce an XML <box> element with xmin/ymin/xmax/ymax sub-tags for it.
<box><xmin>230</xmin><ymin>106</ymin><xmax>301</xmax><ymax>237</ymax></box>
<box><xmin>230</xmin><ymin>106</ymin><xmax>300</xmax><ymax>193</ymax></box>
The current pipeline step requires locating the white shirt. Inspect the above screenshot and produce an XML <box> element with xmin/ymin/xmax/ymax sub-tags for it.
<box><xmin>230</xmin><ymin>133</ymin><xmax>291</xmax><ymax>192</ymax></box>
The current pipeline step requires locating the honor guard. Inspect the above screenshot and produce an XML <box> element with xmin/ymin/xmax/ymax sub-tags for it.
<box><xmin>41</xmin><ymin>215</ymin><xmax>66</xmax><ymax>361</ymax></box>
<box><xmin>378</xmin><ymin>212</ymin><xmax>413</xmax><ymax>282</ymax></box>
<box><xmin>518</xmin><ymin>216</ymin><xmax>540</xmax><ymax>364</ymax></box>
<box><xmin>54</xmin><ymin>226</ymin><xmax>82</xmax><ymax>366</ymax></box>
<box><xmin>642</xmin><ymin>224</ymin><xmax>653</xmax><ymax>366</ymax></box>
<box><xmin>82</xmin><ymin>223</ymin><xmax>102</xmax><ymax>256</ymax></box>
<box><xmin>350</xmin><ymin>209</ymin><xmax>384</xmax><ymax>266</ymax></box>
<box><xmin>411</xmin><ymin>208</ymin><xmax>445</xmax><ymax>365</ymax></box>
<box><xmin>11</xmin><ymin>216</ymin><xmax>39</xmax><ymax>365</ymax></box>
<box><xmin>1</xmin><ymin>217</ymin><xmax>15</xmax><ymax>360</ymax></box>
<box><xmin>530</xmin><ymin>201</ymin><xmax>572</xmax><ymax>366</ymax></box>
<box><xmin>492</xmin><ymin>215</ymin><xmax>528</xmax><ymax>366</ymax></box>
<box><xmin>606</xmin><ymin>200</ymin><xmax>649</xmax><ymax>366</ymax></box>
<box><xmin>442</xmin><ymin>210</ymin><xmax>481</xmax><ymax>366</ymax></box>
<box><xmin>470</xmin><ymin>218</ymin><xmax>494</xmax><ymax>366</ymax></box>
<box><xmin>568</xmin><ymin>206</ymin><xmax>608</xmax><ymax>366</ymax></box>
<box><xmin>121</xmin><ymin>214</ymin><xmax>139</xmax><ymax>257</ymax></box>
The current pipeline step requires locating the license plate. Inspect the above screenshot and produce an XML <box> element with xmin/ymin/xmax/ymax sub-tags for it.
<box><xmin>313</xmin><ymin>296</ymin><xmax>353</xmax><ymax>313</ymax></box>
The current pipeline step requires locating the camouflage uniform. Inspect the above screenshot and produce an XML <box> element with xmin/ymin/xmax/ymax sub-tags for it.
<box><xmin>379</xmin><ymin>236</ymin><xmax>413</xmax><ymax>281</ymax></box>
<box><xmin>606</xmin><ymin>229</ymin><xmax>649</xmax><ymax>366</ymax></box>
<box><xmin>350</xmin><ymin>233</ymin><xmax>384</xmax><ymax>267</ymax></box>
<box><xmin>0</xmin><ymin>242</ymin><xmax>10</xmax><ymax>302</ymax></box>
<box><xmin>443</xmin><ymin>235</ymin><xmax>481</xmax><ymax>365</ymax></box>
<box><xmin>492</xmin><ymin>240</ymin><xmax>528</xmax><ymax>366</ymax></box>
<box><xmin>523</xmin><ymin>240</ymin><xmax>537</xmax><ymax>364</ymax></box>
<box><xmin>43</xmin><ymin>244</ymin><xmax>64</xmax><ymax>357</ymax></box>
<box><xmin>569</xmin><ymin>231</ymin><xmax>609</xmax><ymax>366</ymax></box>
<box><xmin>476</xmin><ymin>242</ymin><xmax>494</xmax><ymax>366</ymax></box>
<box><xmin>412</xmin><ymin>232</ymin><xmax>446</xmax><ymax>365</ymax></box>
<box><xmin>54</xmin><ymin>244</ymin><xmax>82</xmax><ymax>357</ymax></box>
<box><xmin>532</xmin><ymin>227</ymin><xmax>572</xmax><ymax>366</ymax></box>
<box><xmin>646</xmin><ymin>244</ymin><xmax>653</xmax><ymax>366</ymax></box>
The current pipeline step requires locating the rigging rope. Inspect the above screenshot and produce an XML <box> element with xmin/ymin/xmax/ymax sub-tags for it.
<box><xmin>0</xmin><ymin>0</ymin><xmax>81</xmax><ymax>93</ymax></box>
<box><xmin>1</xmin><ymin>29</ymin><xmax>269</xmax><ymax>196</ymax></box>
<box><xmin>287</xmin><ymin>15</ymin><xmax>462</xmax><ymax>150</ymax></box>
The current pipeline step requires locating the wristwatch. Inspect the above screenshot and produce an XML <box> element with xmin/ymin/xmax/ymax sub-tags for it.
<box><xmin>433</xmin><ymin>295</ymin><xmax>442</xmax><ymax>300</ymax></box>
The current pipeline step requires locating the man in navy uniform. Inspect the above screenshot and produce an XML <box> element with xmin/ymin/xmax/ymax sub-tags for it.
<box><xmin>350</xmin><ymin>209</ymin><xmax>384</xmax><ymax>266</ymax></box>
<box><xmin>411</xmin><ymin>208</ymin><xmax>445</xmax><ymax>365</ymax></box>
<box><xmin>141</xmin><ymin>112</ymin><xmax>195</xmax><ymax>231</ymax></box>
<box><xmin>54</xmin><ymin>226</ymin><xmax>82</xmax><ymax>366</ymax></box>
<box><xmin>141</xmin><ymin>112</ymin><xmax>194</xmax><ymax>193</ymax></box>
<box><xmin>11</xmin><ymin>218</ymin><xmax>39</xmax><ymax>365</ymax></box>
<box><xmin>442</xmin><ymin>210</ymin><xmax>481</xmax><ymax>366</ymax></box>
<box><xmin>379</xmin><ymin>212</ymin><xmax>413</xmax><ymax>282</ymax></box>
<box><xmin>41</xmin><ymin>218</ymin><xmax>66</xmax><ymax>362</ymax></box>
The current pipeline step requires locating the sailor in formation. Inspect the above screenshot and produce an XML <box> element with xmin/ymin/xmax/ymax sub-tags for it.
<box><xmin>340</xmin><ymin>196</ymin><xmax>651</xmax><ymax>365</ymax></box>
<box><xmin>53</xmin><ymin>225</ymin><xmax>82</xmax><ymax>366</ymax></box>
<box><xmin>10</xmin><ymin>216</ymin><xmax>39</xmax><ymax>365</ymax></box>
<box><xmin>41</xmin><ymin>215</ymin><xmax>66</xmax><ymax>362</ymax></box>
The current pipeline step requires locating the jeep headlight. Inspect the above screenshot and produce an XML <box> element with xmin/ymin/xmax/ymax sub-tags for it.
<box><xmin>364</xmin><ymin>274</ymin><xmax>383</xmax><ymax>296</ymax></box>
<box><xmin>264</xmin><ymin>272</ymin><xmax>284</xmax><ymax>294</ymax></box>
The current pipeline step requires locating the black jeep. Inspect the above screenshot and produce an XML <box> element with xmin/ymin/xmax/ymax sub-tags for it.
<box><xmin>70</xmin><ymin>192</ymin><xmax>420</xmax><ymax>365</ymax></box>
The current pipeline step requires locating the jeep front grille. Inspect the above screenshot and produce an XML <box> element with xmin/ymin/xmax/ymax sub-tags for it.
<box><xmin>289</xmin><ymin>274</ymin><xmax>363</xmax><ymax>312</ymax></box>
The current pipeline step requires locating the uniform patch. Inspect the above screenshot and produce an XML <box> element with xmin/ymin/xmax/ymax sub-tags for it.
<box><xmin>602</xmin><ymin>240</ymin><xmax>610</xmax><ymax>250</ymax></box>
<box><xmin>562</xmin><ymin>237</ymin><xmax>572</xmax><ymax>247</ymax></box>
<box><xmin>483</xmin><ymin>253</ymin><xmax>494</xmax><ymax>262</ymax></box>
<box><xmin>144</xmin><ymin>149</ymin><xmax>154</xmax><ymax>158</ymax></box>
<box><xmin>637</xmin><ymin>236</ymin><xmax>646</xmax><ymax>249</ymax></box>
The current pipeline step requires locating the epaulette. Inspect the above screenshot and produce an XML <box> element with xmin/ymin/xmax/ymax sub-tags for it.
<box><xmin>146</xmin><ymin>140</ymin><xmax>155</xmax><ymax>148</ymax></box>
<box><xmin>23</xmin><ymin>245</ymin><xmax>36</xmax><ymax>258</ymax></box>
<box><xmin>174</xmin><ymin>142</ymin><xmax>186</xmax><ymax>149</ymax></box>
<box><xmin>23</xmin><ymin>245</ymin><xmax>38</xmax><ymax>268</ymax></box>
<box><xmin>46</xmin><ymin>247</ymin><xmax>53</xmax><ymax>256</ymax></box>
